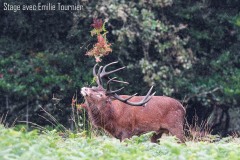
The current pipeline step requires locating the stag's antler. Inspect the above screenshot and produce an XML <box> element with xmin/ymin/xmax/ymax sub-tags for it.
<box><xmin>92</xmin><ymin>61</ymin><xmax>155</xmax><ymax>106</ymax></box>
<box><xmin>107</xmin><ymin>77</ymin><xmax>155</xmax><ymax>106</ymax></box>
<box><xmin>93</xmin><ymin>61</ymin><xmax>128</xmax><ymax>88</ymax></box>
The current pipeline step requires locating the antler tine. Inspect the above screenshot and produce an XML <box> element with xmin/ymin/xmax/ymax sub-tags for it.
<box><xmin>112</xmin><ymin>86</ymin><xmax>155</xmax><ymax>106</ymax></box>
<box><xmin>97</xmin><ymin>66</ymin><xmax>103</xmax><ymax>76</ymax></box>
<box><xmin>100</xmin><ymin>61</ymin><xmax>125</xmax><ymax>78</ymax></box>
<box><xmin>107</xmin><ymin>87</ymin><xmax>125</xmax><ymax>95</ymax></box>
<box><xmin>103</xmin><ymin>61</ymin><xmax>119</xmax><ymax>68</ymax></box>
<box><xmin>141</xmin><ymin>86</ymin><xmax>154</xmax><ymax>101</ymax></box>
<box><xmin>108</xmin><ymin>78</ymin><xmax>129</xmax><ymax>84</ymax></box>
<box><xmin>94</xmin><ymin>61</ymin><xmax>126</xmax><ymax>87</ymax></box>
<box><xmin>107</xmin><ymin>77</ymin><xmax>117</xmax><ymax>89</ymax></box>
<box><xmin>93</xmin><ymin>63</ymin><xmax>98</xmax><ymax>77</ymax></box>
<box><xmin>106</xmin><ymin>77</ymin><xmax>125</xmax><ymax>95</ymax></box>
<box><xmin>142</xmin><ymin>86</ymin><xmax>156</xmax><ymax>103</ymax></box>
<box><xmin>114</xmin><ymin>93</ymin><xmax>138</xmax><ymax>101</ymax></box>
<box><xmin>96</xmin><ymin>66</ymin><xmax>103</xmax><ymax>86</ymax></box>
<box><xmin>141</xmin><ymin>91</ymin><xmax>156</xmax><ymax>104</ymax></box>
<box><xmin>106</xmin><ymin>76</ymin><xmax>129</xmax><ymax>84</ymax></box>
<box><xmin>101</xmin><ymin>66</ymin><xmax>125</xmax><ymax>77</ymax></box>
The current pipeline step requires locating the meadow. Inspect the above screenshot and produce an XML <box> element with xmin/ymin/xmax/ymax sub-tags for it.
<box><xmin>0</xmin><ymin>125</ymin><xmax>240</xmax><ymax>160</ymax></box>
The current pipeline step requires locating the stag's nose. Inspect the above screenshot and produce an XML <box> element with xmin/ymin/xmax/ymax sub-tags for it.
<box><xmin>81</xmin><ymin>87</ymin><xmax>88</xmax><ymax>96</ymax></box>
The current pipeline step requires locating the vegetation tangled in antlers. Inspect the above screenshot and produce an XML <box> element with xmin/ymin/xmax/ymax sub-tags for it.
<box><xmin>85</xmin><ymin>18</ymin><xmax>112</xmax><ymax>62</ymax></box>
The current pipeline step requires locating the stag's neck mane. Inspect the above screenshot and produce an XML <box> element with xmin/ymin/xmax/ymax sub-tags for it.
<box><xmin>86</xmin><ymin>100</ymin><xmax>116</xmax><ymax>132</ymax></box>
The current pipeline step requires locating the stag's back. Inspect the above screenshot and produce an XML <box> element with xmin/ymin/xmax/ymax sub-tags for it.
<box><xmin>112</xmin><ymin>95</ymin><xmax>185</xmax><ymax>116</ymax></box>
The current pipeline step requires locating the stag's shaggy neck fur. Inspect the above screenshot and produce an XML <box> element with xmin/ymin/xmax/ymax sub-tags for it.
<box><xmin>86</xmin><ymin>100</ymin><xmax>118</xmax><ymax>135</ymax></box>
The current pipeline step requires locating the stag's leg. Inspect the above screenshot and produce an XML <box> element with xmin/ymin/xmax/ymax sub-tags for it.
<box><xmin>167</xmin><ymin>125</ymin><xmax>185</xmax><ymax>143</ymax></box>
<box><xmin>151</xmin><ymin>129</ymin><xmax>169</xmax><ymax>143</ymax></box>
<box><xmin>119</xmin><ymin>131</ymin><xmax>132</xmax><ymax>142</ymax></box>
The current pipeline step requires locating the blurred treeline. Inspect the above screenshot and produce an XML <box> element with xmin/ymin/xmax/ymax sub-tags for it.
<box><xmin>0</xmin><ymin>0</ymin><xmax>240</xmax><ymax>135</ymax></box>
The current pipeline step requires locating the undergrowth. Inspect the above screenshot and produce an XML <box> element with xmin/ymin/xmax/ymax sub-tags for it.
<box><xmin>1</xmin><ymin>97</ymin><xmax>239</xmax><ymax>160</ymax></box>
<box><xmin>0</xmin><ymin>125</ymin><xmax>240</xmax><ymax>160</ymax></box>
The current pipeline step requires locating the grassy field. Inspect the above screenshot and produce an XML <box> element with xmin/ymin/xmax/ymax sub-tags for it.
<box><xmin>0</xmin><ymin>125</ymin><xmax>240</xmax><ymax>160</ymax></box>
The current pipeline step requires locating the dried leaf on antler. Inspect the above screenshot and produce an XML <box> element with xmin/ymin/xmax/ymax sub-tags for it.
<box><xmin>90</xmin><ymin>18</ymin><xmax>107</xmax><ymax>36</ymax></box>
<box><xmin>85</xmin><ymin>34</ymin><xmax>112</xmax><ymax>62</ymax></box>
<box><xmin>86</xmin><ymin>18</ymin><xmax>112</xmax><ymax>62</ymax></box>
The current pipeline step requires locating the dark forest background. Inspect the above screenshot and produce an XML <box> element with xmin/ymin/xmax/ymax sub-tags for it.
<box><xmin>0</xmin><ymin>0</ymin><xmax>240</xmax><ymax>136</ymax></box>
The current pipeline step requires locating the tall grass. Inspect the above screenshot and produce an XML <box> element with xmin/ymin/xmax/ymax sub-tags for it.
<box><xmin>185</xmin><ymin>114</ymin><xmax>220</xmax><ymax>142</ymax></box>
<box><xmin>70</xmin><ymin>93</ymin><xmax>93</xmax><ymax>137</ymax></box>
<box><xmin>0</xmin><ymin>112</ymin><xmax>18</xmax><ymax>128</ymax></box>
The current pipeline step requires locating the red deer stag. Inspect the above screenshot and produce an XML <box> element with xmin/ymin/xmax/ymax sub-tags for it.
<box><xmin>81</xmin><ymin>61</ymin><xmax>186</xmax><ymax>143</ymax></box>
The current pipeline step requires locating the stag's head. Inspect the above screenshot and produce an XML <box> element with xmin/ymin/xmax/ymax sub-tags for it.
<box><xmin>81</xmin><ymin>61</ymin><xmax>155</xmax><ymax>107</ymax></box>
<box><xmin>81</xmin><ymin>86</ymin><xmax>108</xmax><ymax>104</ymax></box>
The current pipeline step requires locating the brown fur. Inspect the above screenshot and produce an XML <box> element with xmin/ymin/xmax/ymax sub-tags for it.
<box><xmin>82</xmin><ymin>87</ymin><xmax>186</xmax><ymax>143</ymax></box>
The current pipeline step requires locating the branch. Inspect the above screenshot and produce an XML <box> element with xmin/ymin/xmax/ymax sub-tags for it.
<box><xmin>183</xmin><ymin>87</ymin><xmax>221</xmax><ymax>104</ymax></box>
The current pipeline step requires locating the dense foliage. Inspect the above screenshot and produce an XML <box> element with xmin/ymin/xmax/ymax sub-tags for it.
<box><xmin>0</xmin><ymin>125</ymin><xmax>240</xmax><ymax>160</ymax></box>
<box><xmin>0</xmin><ymin>0</ymin><xmax>240</xmax><ymax>134</ymax></box>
